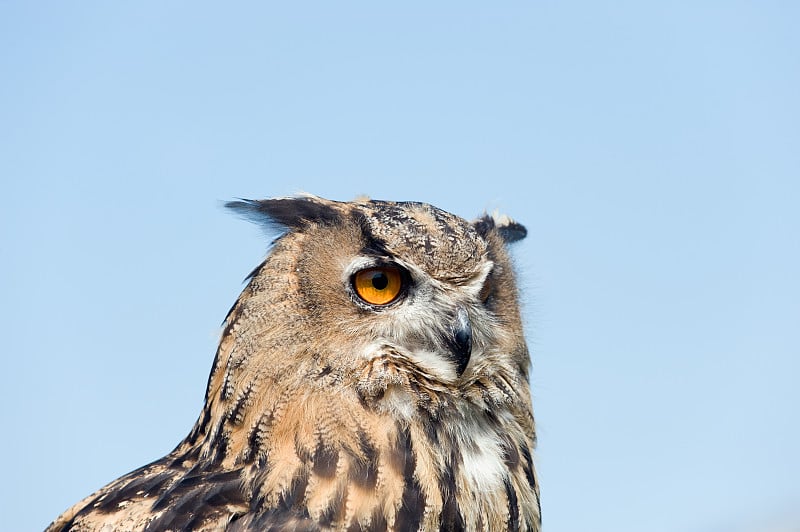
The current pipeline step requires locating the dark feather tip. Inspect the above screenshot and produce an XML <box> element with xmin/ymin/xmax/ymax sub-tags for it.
<box><xmin>226</xmin><ymin>196</ymin><xmax>343</xmax><ymax>230</ymax></box>
<box><xmin>497</xmin><ymin>221</ymin><xmax>527</xmax><ymax>243</ymax></box>
<box><xmin>473</xmin><ymin>214</ymin><xmax>527</xmax><ymax>244</ymax></box>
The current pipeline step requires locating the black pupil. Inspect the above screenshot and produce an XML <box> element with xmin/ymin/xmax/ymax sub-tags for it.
<box><xmin>371</xmin><ymin>271</ymin><xmax>389</xmax><ymax>290</ymax></box>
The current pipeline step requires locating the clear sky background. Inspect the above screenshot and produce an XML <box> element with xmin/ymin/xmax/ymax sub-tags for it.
<box><xmin>2</xmin><ymin>2</ymin><xmax>798</xmax><ymax>531</ymax></box>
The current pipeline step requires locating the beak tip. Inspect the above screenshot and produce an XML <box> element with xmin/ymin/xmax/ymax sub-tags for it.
<box><xmin>451</xmin><ymin>307</ymin><xmax>473</xmax><ymax>375</ymax></box>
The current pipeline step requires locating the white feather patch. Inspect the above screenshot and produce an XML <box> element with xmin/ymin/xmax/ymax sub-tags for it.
<box><xmin>405</xmin><ymin>349</ymin><xmax>457</xmax><ymax>383</ymax></box>
<box><xmin>460</xmin><ymin>430</ymin><xmax>506</xmax><ymax>493</ymax></box>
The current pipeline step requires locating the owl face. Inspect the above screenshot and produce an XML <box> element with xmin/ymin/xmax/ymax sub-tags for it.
<box><xmin>226</xmin><ymin>195</ymin><xmax>528</xmax><ymax>399</ymax></box>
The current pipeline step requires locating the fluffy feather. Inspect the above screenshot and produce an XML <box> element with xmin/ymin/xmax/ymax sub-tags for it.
<box><xmin>47</xmin><ymin>195</ymin><xmax>540</xmax><ymax>531</ymax></box>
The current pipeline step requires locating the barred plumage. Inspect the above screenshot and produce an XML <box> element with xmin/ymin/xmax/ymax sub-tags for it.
<box><xmin>47</xmin><ymin>195</ymin><xmax>540</xmax><ymax>531</ymax></box>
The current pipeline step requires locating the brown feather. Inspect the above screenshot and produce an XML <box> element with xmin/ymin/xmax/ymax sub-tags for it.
<box><xmin>47</xmin><ymin>196</ymin><xmax>540</xmax><ymax>531</ymax></box>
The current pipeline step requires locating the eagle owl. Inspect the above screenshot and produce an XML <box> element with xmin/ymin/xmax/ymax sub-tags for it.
<box><xmin>47</xmin><ymin>195</ymin><xmax>541</xmax><ymax>531</ymax></box>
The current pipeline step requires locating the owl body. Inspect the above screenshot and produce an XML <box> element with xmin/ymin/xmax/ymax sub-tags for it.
<box><xmin>48</xmin><ymin>196</ymin><xmax>540</xmax><ymax>531</ymax></box>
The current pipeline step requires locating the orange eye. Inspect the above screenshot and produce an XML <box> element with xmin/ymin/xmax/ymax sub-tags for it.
<box><xmin>353</xmin><ymin>266</ymin><xmax>404</xmax><ymax>306</ymax></box>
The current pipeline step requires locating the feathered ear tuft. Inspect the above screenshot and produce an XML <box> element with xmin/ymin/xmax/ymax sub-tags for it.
<box><xmin>226</xmin><ymin>196</ymin><xmax>344</xmax><ymax>230</ymax></box>
<box><xmin>474</xmin><ymin>212</ymin><xmax>527</xmax><ymax>244</ymax></box>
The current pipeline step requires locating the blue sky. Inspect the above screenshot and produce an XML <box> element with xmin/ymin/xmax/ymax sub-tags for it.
<box><xmin>2</xmin><ymin>2</ymin><xmax>798</xmax><ymax>531</ymax></box>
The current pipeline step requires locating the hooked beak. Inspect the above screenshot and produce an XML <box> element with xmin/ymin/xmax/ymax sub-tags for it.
<box><xmin>447</xmin><ymin>306</ymin><xmax>472</xmax><ymax>376</ymax></box>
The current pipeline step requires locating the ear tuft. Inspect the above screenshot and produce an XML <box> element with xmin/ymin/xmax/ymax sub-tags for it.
<box><xmin>496</xmin><ymin>221</ymin><xmax>527</xmax><ymax>243</ymax></box>
<box><xmin>226</xmin><ymin>196</ymin><xmax>344</xmax><ymax>230</ymax></box>
<box><xmin>474</xmin><ymin>212</ymin><xmax>527</xmax><ymax>244</ymax></box>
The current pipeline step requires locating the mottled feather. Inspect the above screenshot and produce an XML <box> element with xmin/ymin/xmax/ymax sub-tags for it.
<box><xmin>47</xmin><ymin>195</ymin><xmax>540</xmax><ymax>531</ymax></box>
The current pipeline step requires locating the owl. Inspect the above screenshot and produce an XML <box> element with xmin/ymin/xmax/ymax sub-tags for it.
<box><xmin>47</xmin><ymin>195</ymin><xmax>540</xmax><ymax>532</ymax></box>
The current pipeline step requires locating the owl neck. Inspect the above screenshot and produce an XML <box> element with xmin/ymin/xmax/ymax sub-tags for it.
<box><xmin>169</xmin><ymin>339</ymin><xmax>540</xmax><ymax>530</ymax></box>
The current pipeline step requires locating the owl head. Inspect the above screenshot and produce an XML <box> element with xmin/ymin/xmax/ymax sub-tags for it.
<box><xmin>219</xmin><ymin>195</ymin><xmax>529</xmax><ymax>408</ymax></box>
